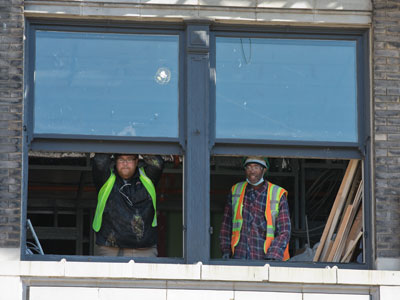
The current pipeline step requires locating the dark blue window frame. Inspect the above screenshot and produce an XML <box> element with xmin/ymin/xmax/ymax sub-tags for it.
<box><xmin>209</xmin><ymin>25</ymin><xmax>371</xmax><ymax>269</ymax></box>
<box><xmin>22</xmin><ymin>19</ymin><xmax>372</xmax><ymax>269</ymax></box>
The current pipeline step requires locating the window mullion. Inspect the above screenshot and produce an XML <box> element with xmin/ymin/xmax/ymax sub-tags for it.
<box><xmin>183</xmin><ymin>23</ymin><xmax>211</xmax><ymax>264</ymax></box>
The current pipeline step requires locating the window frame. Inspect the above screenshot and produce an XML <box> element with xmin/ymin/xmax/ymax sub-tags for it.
<box><xmin>208</xmin><ymin>25</ymin><xmax>372</xmax><ymax>269</ymax></box>
<box><xmin>22</xmin><ymin>19</ymin><xmax>186</xmax><ymax>264</ymax></box>
<box><xmin>22</xmin><ymin>19</ymin><xmax>372</xmax><ymax>269</ymax></box>
<box><xmin>25</xmin><ymin>19</ymin><xmax>186</xmax><ymax>155</ymax></box>
<box><xmin>209</xmin><ymin>27</ymin><xmax>369</xmax><ymax>156</ymax></box>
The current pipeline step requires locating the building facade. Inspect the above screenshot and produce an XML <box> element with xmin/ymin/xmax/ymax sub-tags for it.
<box><xmin>1</xmin><ymin>0</ymin><xmax>400</xmax><ymax>299</ymax></box>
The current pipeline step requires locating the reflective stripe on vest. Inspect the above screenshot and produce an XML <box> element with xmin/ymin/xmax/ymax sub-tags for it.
<box><xmin>92</xmin><ymin>167</ymin><xmax>157</xmax><ymax>232</ymax></box>
<box><xmin>264</xmin><ymin>183</ymin><xmax>290</xmax><ymax>261</ymax></box>
<box><xmin>231</xmin><ymin>181</ymin><xmax>290</xmax><ymax>261</ymax></box>
<box><xmin>231</xmin><ymin>181</ymin><xmax>248</xmax><ymax>254</ymax></box>
<box><xmin>138</xmin><ymin>168</ymin><xmax>157</xmax><ymax>227</ymax></box>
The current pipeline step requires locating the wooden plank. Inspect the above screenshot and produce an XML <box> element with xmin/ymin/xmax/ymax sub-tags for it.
<box><xmin>323</xmin><ymin>240</ymin><xmax>333</xmax><ymax>262</ymax></box>
<box><xmin>313</xmin><ymin>159</ymin><xmax>359</xmax><ymax>261</ymax></box>
<box><xmin>326</xmin><ymin>204</ymin><xmax>353</xmax><ymax>262</ymax></box>
<box><xmin>341</xmin><ymin>231</ymin><xmax>363</xmax><ymax>263</ymax></box>
<box><xmin>332</xmin><ymin>180</ymin><xmax>363</xmax><ymax>261</ymax></box>
<box><xmin>342</xmin><ymin>205</ymin><xmax>363</xmax><ymax>260</ymax></box>
<box><xmin>344</xmin><ymin>167</ymin><xmax>361</xmax><ymax>208</ymax></box>
<box><xmin>316</xmin><ymin>159</ymin><xmax>359</xmax><ymax>261</ymax></box>
<box><xmin>322</xmin><ymin>162</ymin><xmax>361</xmax><ymax>262</ymax></box>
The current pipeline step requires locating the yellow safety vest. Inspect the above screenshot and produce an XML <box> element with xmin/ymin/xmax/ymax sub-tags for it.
<box><xmin>231</xmin><ymin>181</ymin><xmax>290</xmax><ymax>261</ymax></box>
<box><xmin>92</xmin><ymin>167</ymin><xmax>157</xmax><ymax>232</ymax></box>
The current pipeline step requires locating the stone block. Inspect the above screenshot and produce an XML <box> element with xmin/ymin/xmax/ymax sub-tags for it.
<box><xmin>380</xmin><ymin>80</ymin><xmax>400</xmax><ymax>89</ymax></box>
<box><xmin>198</xmin><ymin>8</ymin><xmax>255</xmax><ymax>21</ymax></box>
<box><xmin>387</xmin><ymin>73</ymin><xmax>400</xmax><ymax>80</ymax></box>
<box><xmin>145</xmin><ymin>0</ymin><xmax>197</xmax><ymax>4</ymax></box>
<box><xmin>0</xmin><ymin>160</ymin><xmax>20</xmax><ymax>168</ymax></box>
<box><xmin>0</xmin><ymin>239</ymin><xmax>18</xmax><ymax>247</ymax></box>
<box><xmin>30</xmin><ymin>287</ymin><xmax>99</xmax><ymax>300</ymax></box>
<box><xmin>167</xmin><ymin>289</ymin><xmax>234</xmax><ymax>300</ymax></box>
<box><xmin>388</xmin><ymin>118</ymin><xmax>400</xmax><ymax>125</ymax></box>
<box><xmin>338</xmin><ymin>269</ymin><xmax>400</xmax><ymax>285</ymax></box>
<box><xmin>99</xmin><ymin>288</ymin><xmax>166</xmax><ymax>300</ymax></box>
<box><xmin>375</xmin><ymin>133</ymin><xmax>388</xmax><ymax>141</ymax></box>
<box><xmin>0</xmin><ymin>144</ymin><xmax>19</xmax><ymax>153</ymax></box>
<box><xmin>380</xmin><ymin>286</ymin><xmax>400</xmax><ymax>300</ymax></box>
<box><xmin>375</xmin><ymin>49</ymin><xmax>400</xmax><ymax>58</ymax></box>
<box><xmin>256</xmin><ymin>11</ymin><xmax>313</xmax><ymax>23</ymax></box>
<box><xmin>8</xmin><ymin>184</ymin><xmax>21</xmax><ymax>192</ymax></box>
<box><xmin>304</xmin><ymin>294</ymin><xmax>369</xmax><ymax>300</ymax></box>
<box><xmin>315</xmin><ymin>0</ymin><xmax>371</xmax><ymax>10</ymax></box>
<box><xmin>236</xmin><ymin>291</ymin><xmax>301</xmax><ymax>300</ymax></box>
<box><xmin>388</xmin><ymin>88</ymin><xmax>400</xmax><ymax>96</ymax></box>
<box><xmin>199</xmin><ymin>0</ymin><xmax>256</xmax><ymax>7</ymax></box>
<box><xmin>26</xmin><ymin>261</ymin><xmax>66</xmax><ymax>277</ymax></box>
<box><xmin>65</xmin><ymin>261</ymin><xmax>134</xmax><ymax>278</ymax></box>
<box><xmin>375</xmin><ymin>148</ymin><xmax>388</xmax><ymax>157</ymax></box>
<box><xmin>269</xmin><ymin>266</ymin><xmax>336</xmax><ymax>284</ymax></box>
<box><xmin>0</xmin><ymin>129</ymin><xmax>20</xmax><ymax>137</ymax></box>
<box><xmin>0</xmin><ymin>276</ymin><xmax>22</xmax><ymax>300</ymax></box>
<box><xmin>201</xmin><ymin>264</ymin><xmax>267</xmax><ymax>281</ymax></box>
<box><xmin>132</xmin><ymin>262</ymin><xmax>201</xmax><ymax>280</ymax></box>
<box><xmin>388</xmin><ymin>26</ymin><xmax>400</xmax><ymax>33</ymax></box>
<box><xmin>258</xmin><ymin>0</ymin><xmax>312</xmax><ymax>9</ymax></box>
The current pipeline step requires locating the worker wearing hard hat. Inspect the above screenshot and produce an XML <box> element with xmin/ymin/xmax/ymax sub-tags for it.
<box><xmin>219</xmin><ymin>156</ymin><xmax>291</xmax><ymax>261</ymax></box>
<box><xmin>92</xmin><ymin>153</ymin><xmax>164</xmax><ymax>257</ymax></box>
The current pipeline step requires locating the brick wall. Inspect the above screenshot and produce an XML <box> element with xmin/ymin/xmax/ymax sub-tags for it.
<box><xmin>0</xmin><ymin>0</ymin><xmax>396</xmax><ymax>264</ymax></box>
<box><xmin>373</xmin><ymin>0</ymin><xmax>400</xmax><ymax>259</ymax></box>
<box><xmin>0</xmin><ymin>0</ymin><xmax>24</xmax><ymax>248</ymax></box>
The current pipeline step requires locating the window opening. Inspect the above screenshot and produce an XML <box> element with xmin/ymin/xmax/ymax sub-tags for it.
<box><xmin>27</xmin><ymin>151</ymin><xmax>183</xmax><ymax>258</ymax></box>
<box><xmin>210</xmin><ymin>156</ymin><xmax>363</xmax><ymax>263</ymax></box>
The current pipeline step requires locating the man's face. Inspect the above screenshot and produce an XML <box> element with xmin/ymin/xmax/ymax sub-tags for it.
<box><xmin>116</xmin><ymin>155</ymin><xmax>138</xmax><ymax>180</ymax></box>
<box><xmin>245</xmin><ymin>163</ymin><xmax>266</xmax><ymax>185</ymax></box>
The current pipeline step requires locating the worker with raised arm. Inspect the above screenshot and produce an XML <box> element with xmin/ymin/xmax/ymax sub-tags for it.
<box><xmin>92</xmin><ymin>153</ymin><xmax>163</xmax><ymax>257</ymax></box>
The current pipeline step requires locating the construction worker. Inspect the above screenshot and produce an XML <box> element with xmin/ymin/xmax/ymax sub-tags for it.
<box><xmin>92</xmin><ymin>153</ymin><xmax>163</xmax><ymax>257</ymax></box>
<box><xmin>219</xmin><ymin>156</ymin><xmax>291</xmax><ymax>261</ymax></box>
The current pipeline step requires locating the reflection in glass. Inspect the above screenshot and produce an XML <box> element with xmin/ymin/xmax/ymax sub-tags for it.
<box><xmin>216</xmin><ymin>38</ymin><xmax>358</xmax><ymax>142</ymax></box>
<box><xmin>34</xmin><ymin>31</ymin><xmax>179</xmax><ymax>137</ymax></box>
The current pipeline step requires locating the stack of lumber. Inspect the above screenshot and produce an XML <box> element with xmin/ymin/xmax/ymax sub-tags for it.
<box><xmin>313</xmin><ymin>159</ymin><xmax>363</xmax><ymax>263</ymax></box>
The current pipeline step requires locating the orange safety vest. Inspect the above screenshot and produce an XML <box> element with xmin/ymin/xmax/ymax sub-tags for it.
<box><xmin>231</xmin><ymin>181</ymin><xmax>290</xmax><ymax>261</ymax></box>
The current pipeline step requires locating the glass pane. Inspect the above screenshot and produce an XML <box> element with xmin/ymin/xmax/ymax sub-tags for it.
<box><xmin>216</xmin><ymin>38</ymin><xmax>357</xmax><ymax>142</ymax></box>
<box><xmin>34</xmin><ymin>31</ymin><xmax>179</xmax><ymax>137</ymax></box>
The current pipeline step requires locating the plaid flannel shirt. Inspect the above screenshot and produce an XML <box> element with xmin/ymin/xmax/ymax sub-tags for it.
<box><xmin>219</xmin><ymin>181</ymin><xmax>291</xmax><ymax>261</ymax></box>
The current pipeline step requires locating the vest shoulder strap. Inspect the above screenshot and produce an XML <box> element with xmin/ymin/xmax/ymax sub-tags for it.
<box><xmin>138</xmin><ymin>167</ymin><xmax>157</xmax><ymax>227</ymax></box>
<box><xmin>231</xmin><ymin>181</ymin><xmax>248</xmax><ymax>222</ymax></box>
<box><xmin>92</xmin><ymin>171</ymin><xmax>116</xmax><ymax>232</ymax></box>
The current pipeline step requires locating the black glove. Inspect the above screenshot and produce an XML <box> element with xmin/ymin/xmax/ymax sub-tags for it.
<box><xmin>222</xmin><ymin>253</ymin><xmax>230</xmax><ymax>260</ymax></box>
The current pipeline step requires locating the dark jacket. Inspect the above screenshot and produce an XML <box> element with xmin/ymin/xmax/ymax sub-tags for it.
<box><xmin>92</xmin><ymin>154</ymin><xmax>164</xmax><ymax>249</ymax></box>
